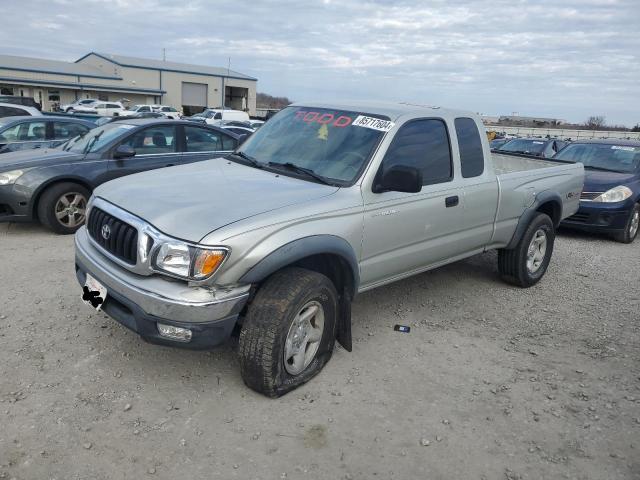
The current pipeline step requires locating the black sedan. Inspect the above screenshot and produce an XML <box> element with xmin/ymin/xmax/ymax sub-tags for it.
<box><xmin>0</xmin><ymin>119</ymin><xmax>241</xmax><ymax>234</ymax></box>
<box><xmin>0</xmin><ymin>116</ymin><xmax>94</xmax><ymax>154</ymax></box>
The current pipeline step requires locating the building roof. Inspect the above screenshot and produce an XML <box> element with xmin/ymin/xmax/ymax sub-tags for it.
<box><xmin>77</xmin><ymin>52</ymin><xmax>257</xmax><ymax>81</ymax></box>
<box><xmin>0</xmin><ymin>54</ymin><xmax>121</xmax><ymax>79</ymax></box>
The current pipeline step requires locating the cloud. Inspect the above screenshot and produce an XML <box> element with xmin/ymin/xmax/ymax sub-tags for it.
<box><xmin>0</xmin><ymin>0</ymin><xmax>638</xmax><ymax>124</ymax></box>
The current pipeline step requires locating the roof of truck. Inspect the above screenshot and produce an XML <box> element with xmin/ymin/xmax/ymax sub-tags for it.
<box><xmin>290</xmin><ymin>101</ymin><xmax>476</xmax><ymax>121</ymax></box>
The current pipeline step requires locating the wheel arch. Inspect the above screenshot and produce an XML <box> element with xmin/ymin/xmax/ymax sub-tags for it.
<box><xmin>238</xmin><ymin>235</ymin><xmax>360</xmax><ymax>352</ymax></box>
<box><xmin>31</xmin><ymin>176</ymin><xmax>93</xmax><ymax>220</ymax></box>
<box><xmin>506</xmin><ymin>191</ymin><xmax>562</xmax><ymax>249</ymax></box>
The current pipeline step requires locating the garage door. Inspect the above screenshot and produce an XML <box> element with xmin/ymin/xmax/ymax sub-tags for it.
<box><xmin>181</xmin><ymin>82</ymin><xmax>207</xmax><ymax>107</ymax></box>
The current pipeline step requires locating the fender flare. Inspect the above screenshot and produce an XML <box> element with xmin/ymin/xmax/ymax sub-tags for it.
<box><xmin>239</xmin><ymin>234</ymin><xmax>360</xmax><ymax>291</ymax></box>
<box><xmin>506</xmin><ymin>191</ymin><xmax>563</xmax><ymax>249</ymax></box>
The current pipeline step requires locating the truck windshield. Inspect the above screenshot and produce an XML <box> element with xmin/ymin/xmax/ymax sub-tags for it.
<box><xmin>498</xmin><ymin>139</ymin><xmax>546</xmax><ymax>155</ymax></box>
<box><xmin>235</xmin><ymin>106</ymin><xmax>390</xmax><ymax>185</ymax></box>
<box><xmin>553</xmin><ymin>143</ymin><xmax>640</xmax><ymax>173</ymax></box>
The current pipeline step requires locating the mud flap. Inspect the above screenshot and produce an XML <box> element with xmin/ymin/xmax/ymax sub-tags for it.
<box><xmin>336</xmin><ymin>291</ymin><xmax>352</xmax><ymax>352</ymax></box>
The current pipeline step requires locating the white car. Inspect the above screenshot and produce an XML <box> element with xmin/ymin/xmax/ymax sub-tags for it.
<box><xmin>199</xmin><ymin>108</ymin><xmax>250</xmax><ymax>126</ymax></box>
<box><xmin>120</xmin><ymin>104</ymin><xmax>155</xmax><ymax>117</ymax></box>
<box><xmin>149</xmin><ymin>105</ymin><xmax>181</xmax><ymax>119</ymax></box>
<box><xmin>77</xmin><ymin>101</ymin><xmax>126</xmax><ymax>117</ymax></box>
<box><xmin>0</xmin><ymin>102</ymin><xmax>42</xmax><ymax>118</ymax></box>
<box><xmin>61</xmin><ymin>99</ymin><xmax>99</xmax><ymax>113</ymax></box>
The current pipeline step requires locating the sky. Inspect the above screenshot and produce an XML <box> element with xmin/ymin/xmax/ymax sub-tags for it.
<box><xmin>1</xmin><ymin>0</ymin><xmax>639</xmax><ymax>126</ymax></box>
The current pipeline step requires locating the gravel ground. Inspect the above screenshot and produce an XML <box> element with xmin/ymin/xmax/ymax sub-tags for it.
<box><xmin>1</xmin><ymin>222</ymin><xmax>639</xmax><ymax>480</ymax></box>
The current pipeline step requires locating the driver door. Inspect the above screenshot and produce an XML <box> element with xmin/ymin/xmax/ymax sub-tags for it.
<box><xmin>359</xmin><ymin>118</ymin><xmax>465</xmax><ymax>288</ymax></box>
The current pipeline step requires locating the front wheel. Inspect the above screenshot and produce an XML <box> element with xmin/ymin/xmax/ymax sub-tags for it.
<box><xmin>612</xmin><ymin>204</ymin><xmax>639</xmax><ymax>244</ymax></box>
<box><xmin>37</xmin><ymin>182</ymin><xmax>90</xmax><ymax>234</ymax></box>
<box><xmin>498</xmin><ymin>212</ymin><xmax>555</xmax><ymax>287</ymax></box>
<box><xmin>239</xmin><ymin>267</ymin><xmax>338</xmax><ymax>397</ymax></box>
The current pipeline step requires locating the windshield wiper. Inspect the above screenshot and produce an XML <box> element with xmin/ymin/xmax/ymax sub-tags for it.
<box><xmin>267</xmin><ymin>162</ymin><xmax>334</xmax><ymax>186</ymax></box>
<box><xmin>584</xmin><ymin>165</ymin><xmax>620</xmax><ymax>173</ymax></box>
<box><xmin>229</xmin><ymin>151</ymin><xmax>263</xmax><ymax>168</ymax></box>
<box><xmin>83</xmin><ymin>131</ymin><xmax>104</xmax><ymax>154</ymax></box>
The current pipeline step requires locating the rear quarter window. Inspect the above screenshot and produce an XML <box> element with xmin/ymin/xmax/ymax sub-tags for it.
<box><xmin>454</xmin><ymin>117</ymin><xmax>484</xmax><ymax>178</ymax></box>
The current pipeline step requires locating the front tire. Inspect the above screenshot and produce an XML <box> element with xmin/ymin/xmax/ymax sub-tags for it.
<box><xmin>37</xmin><ymin>182</ymin><xmax>90</xmax><ymax>234</ymax></box>
<box><xmin>612</xmin><ymin>204</ymin><xmax>639</xmax><ymax>244</ymax></box>
<box><xmin>498</xmin><ymin>212</ymin><xmax>555</xmax><ymax>287</ymax></box>
<box><xmin>239</xmin><ymin>267</ymin><xmax>338</xmax><ymax>397</ymax></box>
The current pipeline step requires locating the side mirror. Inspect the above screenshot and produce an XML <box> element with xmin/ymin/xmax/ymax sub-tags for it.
<box><xmin>373</xmin><ymin>165</ymin><xmax>422</xmax><ymax>193</ymax></box>
<box><xmin>113</xmin><ymin>144</ymin><xmax>136</xmax><ymax>159</ymax></box>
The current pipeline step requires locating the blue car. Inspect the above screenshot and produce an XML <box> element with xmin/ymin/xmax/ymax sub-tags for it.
<box><xmin>554</xmin><ymin>139</ymin><xmax>640</xmax><ymax>243</ymax></box>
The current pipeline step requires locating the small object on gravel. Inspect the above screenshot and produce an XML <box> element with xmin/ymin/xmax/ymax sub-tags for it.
<box><xmin>123</xmin><ymin>403</ymin><xmax>132</xmax><ymax>411</ymax></box>
<box><xmin>420</xmin><ymin>438</ymin><xmax>430</xmax><ymax>446</ymax></box>
<box><xmin>133</xmin><ymin>429</ymin><xmax>140</xmax><ymax>435</ymax></box>
<box><xmin>233</xmin><ymin>464</ymin><xmax>239</xmax><ymax>469</ymax></box>
<box><xmin>528</xmin><ymin>349</ymin><xmax>538</xmax><ymax>356</ymax></box>
<box><xmin>180</xmin><ymin>438</ymin><xmax>186</xmax><ymax>447</ymax></box>
<box><xmin>576</xmin><ymin>369</ymin><xmax>584</xmax><ymax>374</ymax></box>
<box><xmin>368</xmin><ymin>332</ymin><xmax>374</xmax><ymax>336</ymax></box>
<box><xmin>83</xmin><ymin>442</ymin><xmax>92</xmax><ymax>450</ymax></box>
<box><xmin>436</xmin><ymin>436</ymin><xmax>442</xmax><ymax>442</ymax></box>
<box><xmin>394</xmin><ymin>324</ymin><xmax>410</xmax><ymax>333</ymax></box>
<box><xmin>148</xmin><ymin>467</ymin><xmax>156</xmax><ymax>474</ymax></box>
<box><xmin>442</xmin><ymin>419</ymin><xmax>450</xmax><ymax>425</ymax></box>
<box><xmin>252</xmin><ymin>432</ymin><xmax>261</xmax><ymax>440</ymax></box>
<box><xmin>0</xmin><ymin>315</ymin><xmax>6</xmax><ymax>320</ymax></box>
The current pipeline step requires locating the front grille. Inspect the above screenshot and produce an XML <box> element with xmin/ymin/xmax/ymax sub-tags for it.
<box><xmin>580</xmin><ymin>191</ymin><xmax>602</xmax><ymax>201</ymax></box>
<box><xmin>566</xmin><ymin>212</ymin><xmax>590</xmax><ymax>223</ymax></box>
<box><xmin>87</xmin><ymin>207</ymin><xmax>138</xmax><ymax>264</ymax></box>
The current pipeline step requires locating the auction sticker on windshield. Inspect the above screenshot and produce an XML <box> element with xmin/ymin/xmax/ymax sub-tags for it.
<box><xmin>352</xmin><ymin>116</ymin><xmax>395</xmax><ymax>132</ymax></box>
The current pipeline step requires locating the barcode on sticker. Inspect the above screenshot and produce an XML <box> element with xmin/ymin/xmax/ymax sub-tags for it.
<box><xmin>352</xmin><ymin>116</ymin><xmax>395</xmax><ymax>132</ymax></box>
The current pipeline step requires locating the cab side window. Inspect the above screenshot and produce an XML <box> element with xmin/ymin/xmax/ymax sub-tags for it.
<box><xmin>120</xmin><ymin>126</ymin><xmax>176</xmax><ymax>154</ymax></box>
<box><xmin>455</xmin><ymin>117</ymin><xmax>484</xmax><ymax>178</ymax></box>
<box><xmin>380</xmin><ymin>119</ymin><xmax>452</xmax><ymax>186</ymax></box>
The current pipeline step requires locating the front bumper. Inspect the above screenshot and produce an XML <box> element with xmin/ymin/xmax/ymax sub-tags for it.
<box><xmin>561</xmin><ymin>201</ymin><xmax>631</xmax><ymax>233</ymax></box>
<box><xmin>75</xmin><ymin>227</ymin><xmax>250</xmax><ymax>349</ymax></box>
<box><xmin>0</xmin><ymin>184</ymin><xmax>33</xmax><ymax>222</ymax></box>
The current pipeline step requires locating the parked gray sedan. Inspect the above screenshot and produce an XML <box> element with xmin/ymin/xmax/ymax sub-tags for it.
<box><xmin>0</xmin><ymin>119</ymin><xmax>241</xmax><ymax>233</ymax></box>
<box><xmin>0</xmin><ymin>116</ymin><xmax>94</xmax><ymax>154</ymax></box>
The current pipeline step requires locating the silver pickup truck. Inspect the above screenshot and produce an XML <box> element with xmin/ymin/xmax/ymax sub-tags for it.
<box><xmin>75</xmin><ymin>102</ymin><xmax>584</xmax><ymax>396</ymax></box>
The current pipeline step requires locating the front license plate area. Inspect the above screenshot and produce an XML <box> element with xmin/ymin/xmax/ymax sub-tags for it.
<box><xmin>82</xmin><ymin>273</ymin><xmax>108</xmax><ymax>311</ymax></box>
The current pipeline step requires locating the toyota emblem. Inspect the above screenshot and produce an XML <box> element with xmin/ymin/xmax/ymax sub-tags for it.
<box><xmin>101</xmin><ymin>224</ymin><xmax>111</xmax><ymax>240</ymax></box>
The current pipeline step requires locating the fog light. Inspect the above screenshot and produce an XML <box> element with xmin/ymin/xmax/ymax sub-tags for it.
<box><xmin>157</xmin><ymin>323</ymin><xmax>192</xmax><ymax>342</ymax></box>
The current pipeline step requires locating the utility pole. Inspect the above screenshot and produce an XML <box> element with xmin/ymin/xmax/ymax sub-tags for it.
<box><xmin>162</xmin><ymin>48</ymin><xmax>166</xmax><ymax>61</ymax></box>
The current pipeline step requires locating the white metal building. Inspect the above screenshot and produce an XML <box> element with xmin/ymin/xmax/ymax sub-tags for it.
<box><xmin>0</xmin><ymin>52</ymin><xmax>257</xmax><ymax>115</ymax></box>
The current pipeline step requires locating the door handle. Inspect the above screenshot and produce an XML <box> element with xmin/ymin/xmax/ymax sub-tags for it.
<box><xmin>445</xmin><ymin>195</ymin><xmax>459</xmax><ymax>208</ymax></box>
<box><xmin>166</xmin><ymin>163</ymin><xmax>175</xmax><ymax>167</ymax></box>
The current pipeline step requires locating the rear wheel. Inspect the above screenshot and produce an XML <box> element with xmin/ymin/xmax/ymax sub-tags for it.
<box><xmin>612</xmin><ymin>204</ymin><xmax>639</xmax><ymax>244</ymax></box>
<box><xmin>498</xmin><ymin>213</ymin><xmax>555</xmax><ymax>287</ymax></box>
<box><xmin>37</xmin><ymin>182</ymin><xmax>90</xmax><ymax>234</ymax></box>
<box><xmin>239</xmin><ymin>267</ymin><xmax>338</xmax><ymax>397</ymax></box>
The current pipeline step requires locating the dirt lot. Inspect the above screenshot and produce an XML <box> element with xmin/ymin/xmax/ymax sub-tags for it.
<box><xmin>0</xmin><ymin>222</ymin><xmax>639</xmax><ymax>480</ymax></box>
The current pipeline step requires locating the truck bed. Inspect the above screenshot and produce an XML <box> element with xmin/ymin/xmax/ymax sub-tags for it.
<box><xmin>491</xmin><ymin>152</ymin><xmax>561</xmax><ymax>175</ymax></box>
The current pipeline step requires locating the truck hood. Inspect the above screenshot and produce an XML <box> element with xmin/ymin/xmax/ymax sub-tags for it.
<box><xmin>94</xmin><ymin>158</ymin><xmax>339</xmax><ymax>242</ymax></box>
<box><xmin>583</xmin><ymin>169</ymin><xmax>638</xmax><ymax>192</ymax></box>
<box><xmin>0</xmin><ymin>148</ymin><xmax>84</xmax><ymax>170</ymax></box>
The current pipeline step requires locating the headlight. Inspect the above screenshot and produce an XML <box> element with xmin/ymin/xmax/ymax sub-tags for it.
<box><xmin>153</xmin><ymin>241</ymin><xmax>227</xmax><ymax>280</ymax></box>
<box><xmin>0</xmin><ymin>170</ymin><xmax>24</xmax><ymax>185</ymax></box>
<box><xmin>593</xmin><ymin>186</ymin><xmax>633</xmax><ymax>203</ymax></box>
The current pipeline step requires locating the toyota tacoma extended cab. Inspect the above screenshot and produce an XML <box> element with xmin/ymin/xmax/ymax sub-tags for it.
<box><xmin>74</xmin><ymin>102</ymin><xmax>584</xmax><ymax>397</ymax></box>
